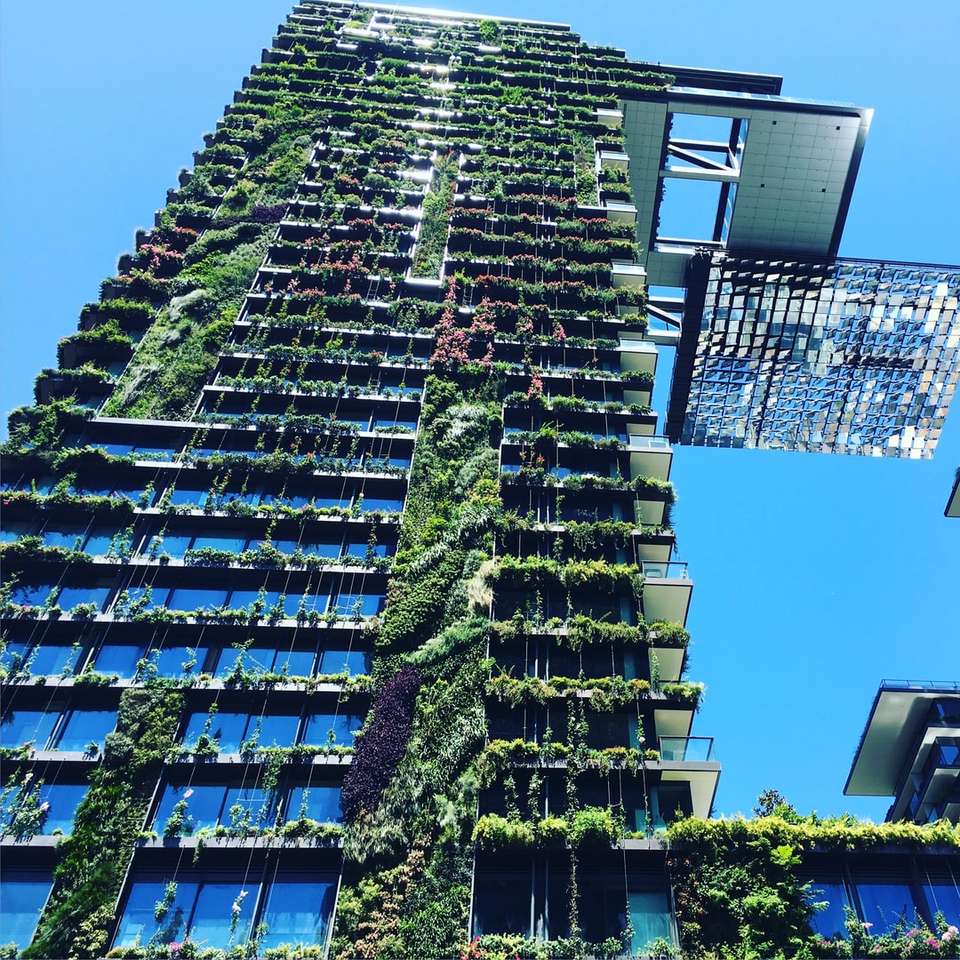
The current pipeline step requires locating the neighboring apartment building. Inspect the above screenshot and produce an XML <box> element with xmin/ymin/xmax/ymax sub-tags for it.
<box><xmin>1</xmin><ymin>3</ymin><xmax>958</xmax><ymax>959</ymax></box>
<box><xmin>847</xmin><ymin>681</ymin><xmax>960</xmax><ymax>825</ymax></box>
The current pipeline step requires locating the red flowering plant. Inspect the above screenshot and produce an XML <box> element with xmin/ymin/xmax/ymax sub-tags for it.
<box><xmin>467</xmin><ymin>299</ymin><xmax>498</xmax><ymax>368</ymax></box>
<box><xmin>430</xmin><ymin>278</ymin><xmax>472</xmax><ymax>369</ymax></box>
<box><xmin>163</xmin><ymin>225</ymin><xmax>200</xmax><ymax>251</ymax></box>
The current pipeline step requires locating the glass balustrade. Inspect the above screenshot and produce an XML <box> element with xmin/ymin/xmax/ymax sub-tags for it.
<box><xmin>658</xmin><ymin>736</ymin><xmax>714</xmax><ymax>762</ymax></box>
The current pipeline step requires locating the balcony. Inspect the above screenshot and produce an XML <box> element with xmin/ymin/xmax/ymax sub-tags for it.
<box><xmin>604</xmin><ymin>200</ymin><xmax>637</xmax><ymax>224</ymax></box>
<box><xmin>658</xmin><ymin>737</ymin><xmax>720</xmax><ymax>819</ymax></box>
<box><xmin>596</xmin><ymin>107</ymin><xmax>623</xmax><ymax>129</ymax></box>
<box><xmin>846</xmin><ymin>683</ymin><xmax>960</xmax><ymax>810</ymax></box>
<box><xmin>628</xmin><ymin>434</ymin><xmax>672</xmax><ymax>481</ymax></box>
<box><xmin>647</xmin><ymin>628</ymin><xmax>685</xmax><ymax>684</ymax></box>
<box><xmin>640</xmin><ymin>560</ymin><xmax>692</xmax><ymax>626</ymax></box>
<box><xmin>619</xmin><ymin>337</ymin><xmax>657</xmax><ymax>375</ymax></box>
<box><xmin>611</xmin><ymin>261</ymin><xmax>646</xmax><ymax>290</ymax></box>
<box><xmin>597</xmin><ymin>149</ymin><xmax>630</xmax><ymax>172</ymax></box>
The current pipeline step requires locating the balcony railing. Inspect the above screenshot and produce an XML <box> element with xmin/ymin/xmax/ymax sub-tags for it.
<box><xmin>640</xmin><ymin>560</ymin><xmax>690</xmax><ymax>580</ymax></box>
<box><xmin>659</xmin><ymin>736</ymin><xmax>714</xmax><ymax>762</ymax></box>
<box><xmin>881</xmin><ymin>679</ymin><xmax>960</xmax><ymax>693</ymax></box>
<box><xmin>628</xmin><ymin>435</ymin><xmax>672</xmax><ymax>451</ymax></box>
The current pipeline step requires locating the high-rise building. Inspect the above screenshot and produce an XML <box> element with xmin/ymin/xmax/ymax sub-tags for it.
<box><xmin>1</xmin><ymin>3</ymin><xmax>958</xmax><ymax>959</ymax></box>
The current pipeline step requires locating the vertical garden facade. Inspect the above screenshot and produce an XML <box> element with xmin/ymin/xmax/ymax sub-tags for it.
<box><xmin>3</xmin><ymin>3</ymin><xmax>960</xmax><ymax>960</ymax></box>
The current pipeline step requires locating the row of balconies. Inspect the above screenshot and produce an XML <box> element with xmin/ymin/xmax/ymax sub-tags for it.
<box><xmin>489</xmin><ymin>623</ymin><xmax>686</xmax><ymax>685</ymax></box>
<box><xmin>490</xmin><ymin>559</ymin><xmax>689</xmax><ymax>627</ymax></box>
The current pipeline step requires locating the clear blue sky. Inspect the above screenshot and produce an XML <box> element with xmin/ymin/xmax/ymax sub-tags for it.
<box><xmin>1</xmin><ymin>0</ymin><xmax>957</xmax><ymax>820</ymax></box>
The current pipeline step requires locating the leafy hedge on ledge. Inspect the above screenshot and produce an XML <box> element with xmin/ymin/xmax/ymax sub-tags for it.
<box><xmin>666</xmin><ymin>815</ymin><xmax>960</xmax><ymax>960</ymax></box>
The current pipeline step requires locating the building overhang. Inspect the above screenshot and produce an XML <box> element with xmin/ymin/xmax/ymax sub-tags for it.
<box><xmin>845</xmin><ymin>682</ymin><xmax>960</xmax><ymax>797</ymax></box>
<box><xmin>665</xmin><ymin>253</ymin><xmax>960</xmax><ymax>459</ymax></box>
<box><xmin>660</xmin><ymin>761</ymin><xmax>722</xmax><ymax>819</ymax></box>
<box><xmin>947</xmin><ymin>471</ymin><xmax>960</xmax><ymax>517</ymax></box>
<box><xmin>619</xmin><ymin>88</ymin><xmax>872</xmax><ymax>289</ymax></box>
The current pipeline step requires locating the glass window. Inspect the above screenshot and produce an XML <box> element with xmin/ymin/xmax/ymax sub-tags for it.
<box><xmin>0</xmin><ymin>640</ymin><xmax>30</xmax><ymax>673</ymax></box>
<box><xmin>27</xmin><ymin>643</ymin><xmax>82</xmax><ymax>677</ymax></box>
<box><xmin>251</xmin><ymin>714</ymin><xmax>301</xmax><ymax>749</ymax></box>
<box><xmin>83</xmin><ymin>527</ymin><xmax>119</xmax><ymax>555</ymax></box>
<box><xmin>153</xmin><ymin>644</ymin><xmax>205</xmax><ymax>677</ymax></box>
<box><xmin>37</xmin><ymin>782</ymin><xmax>89</xmax><ymax>834</ymax></box>
<box><xmin>154</xmin><ymin>784</ymin><xmax>225</xmax><ymax>835</ymax></box>
<box><xmin>262</xmin><ymin>538</ymin><xmax>298</xmax><ymax>555</ymax></box>
<box><xmin>1</xmin><ymin>710</ymin><xmax>59</xmax><ymax>749</ymax></box>
<box><xmin>57</xmin><ymin>586</ymin><xmax>111</xmax><ymax>611</ymax></box>
<box><xmin>472</xmin><ymin>868</ymin><xmax>531</xmax><ymax>937</ymax></box>
<box><xmin>148</xmin><ymin>534</ymin><xmax>192</xmax><ymax>558</ymax></box>
<box><xmin>56</xmin><ymin>710</ymin><xmax>117</xmax><ymax>751</ymax></box>
<box><xmin>346</xmin><ymin>541</ymin><xmax>390</xmax><ymax>559</ymax></box>
<box><xmin>331</xmin><ymin>594</ymin><xmax>383</xmax><ymax>618</ymax></box>
<box><xmin>628</xmin><ymin>876</ymin><xmax>674</xmax><ymax>954</ymax></box>
<box><xmin>0</xmin><ymin>522</ymin><xmax>33</xmax><ymax>542</ymax></box>
<box><xmin>274</xmin><ymin>648</ymin><xmax>317</xmax><ymax>677</ymax></box>
<box><xmin>116</xmin><ymin>586</ymin><xmax>166</xmax><ymax>611</ymax></box>
<box><xmin>286</xmin><ymin>785</ymin><xmax>343</xmax><ymax>824</ymax></box>
<box><xmin>289</xmin><ymin>593</ymin><xmax>329</xmax><ymax>616</ymax></box>
<box><xmin>115</xmin><ymin>878</ymin><xmax>199</xmax><ymax>947</ymax></box>
<box><xmin>0</xmin><ymin>872</ymin><xmax>53</xmax><ymax>950</ymax></box>
<box><xmin>216</xmin><ymin>645</ymin><xmax>260</xmax><ymax>678</ymax></box>
<box><xmin>805</xmin><ymin>876</ymin><xmax>851</xmax><ymax>938</ymax></box>
<box><xmin>222</xmin><ymin>787</ymin><xmax>272</xmax><ymax>829</ymax></box>
<box><xmin>550</xmin><ymin>645</ymin><xmax>581</xmax><ymax>680</ymax></box>
<box><xmin>40</xmin><ymin>527</ymin><xmax>87</xmax><ymax>549</ymax></box>
<box><xmin>579</xmin><ymin>869</ymin><xmax>628</xmax><ymax>945</ymax></box>
<box><xmin>312</xmin><ymin>497</ymin><xmax>349</xmax><ymax>510</ymax></box>
<box><xmin>189</xmin><ymin>879</ymin><xmax>257</xmax><ymax>949</ymax></box>
<box><xmin>372</xmin><ymin>418</ymin><xmax>416</xmax><ymax>431</ymax></box>
<box><xmin>94</xmin><ymin>644</ymin><xmax>145</xmax><ymax>678</ymax></box>
<box><xmin>167</xmin><ymin>588</ymin><xmax>229</xmax><ymax>611</ymax></box>
<box><xmin>855</xmin><ymin>874</ymin><xmax>920</xmax><ymax>934</ymax></box>
<box><xmin>226</xmin><ymin>590</ymin><xmax>279</xmax><ymax>612</ymax></box>
<box><xmin>132</xmin><ymin>445</ymin><xmax>175</xmax><ymax>460</ymax></box>
<box><xmin>10</xmin><ymin>584</ymin><xmax>55</xmax><ymax>607</ymax></box>
<box><xmin>99</xmin><ymin>442</ymin><xmax>133</xmax><ymax>455</ymax></box>
<box><xmin>358</xmin><ymin>498</ymin><xmax>403</xmax><ymax>513</ymax></box>
<box><xmin>259</xmin><ymin>876</ymin><xmax>337</xmax><ymax>950</ymax></box>
<box><xmin>300</xmin><ymin>541</ymin><xmax>342</xmax><ymax>558</ymax></box>
<box><xmin>920</xmin><ymin>872</ymin><xmax>960</xmax><ymax>926</ymax></box>
<box><xmin>191</xmin><ymin>533</ymin><xmax>249</xmax><ymax>553</ymax></box>
<box><xmin>657</xmin><ymin>782</ymin><xmax>693</xmax><ymax>825</ymax></box>
<box><xmin>318</xmin><ymin>648</ymin><xmax>370</xmax><ymax>676</ymax></box>
<box><xmin>74</xmin><ymin>484</ymin><xmax>114</xmax><ymax>498</ymax></box>
<box><xmin>303</xmin><ymin>712</ymin><xmax>362</xmax><ymax>746</ymax></box>
<box><xmin>214</xmin><ymin>644</ymin><xmax>314</xmax><ymax>677</ymax></box>
<box><xmin>183</xmin><ymin>712</ymin><xmax>247</xmax><ymax>754</ymax></box>
<box><xmin>110</xmin><ymin>486</ymin><xmax>144</xmax><ymax>503</ymax></box>
<box><xmin>167</xmin><ymin>487</ymin><xmax>209</xmax><ymax>506</ymax></box>
<box><xmin>587</xmin><ymin>713</ymin><xmax>631</xmax><ymax>749</ymax></box>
